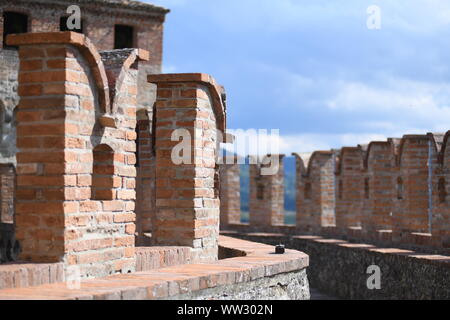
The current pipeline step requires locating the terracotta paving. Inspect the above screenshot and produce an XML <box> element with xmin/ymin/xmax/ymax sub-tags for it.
<box><xmin>0</xmin><ymin>236</ymin><xmax>309</xmax><ymax>300</ymax></box>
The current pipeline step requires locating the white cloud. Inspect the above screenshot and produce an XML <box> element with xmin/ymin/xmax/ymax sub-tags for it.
<box><xmin>223</xmin><ymin>131</ymin><xmax>394</xmax><ymax>156</ymax></box>
<box><xmin>325</xmin><ymin>77</ymin><xmax>450</xmax><ymax>126</ymax></box>
<box><xmin>148</xmin><ymin>0</ymin><xmax>450</xmax><ymax>155</ymax></box>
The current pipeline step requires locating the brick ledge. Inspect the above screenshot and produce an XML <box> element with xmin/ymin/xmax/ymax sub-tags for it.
<box><xmin>0</xmin><ymin>236</ymin><xmax>309</xmax><ymax>300</ymax></box>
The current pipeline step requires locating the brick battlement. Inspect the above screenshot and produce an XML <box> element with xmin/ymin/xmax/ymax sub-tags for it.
<box><xmin>0</xmin><ymin>31</ymin><xmax>227</xmax><ymax>280</ymax></box>
<box><xmin>221</xmin><ymin>132</ymin><xmax>450</xmax><ymax>253</ymax></box>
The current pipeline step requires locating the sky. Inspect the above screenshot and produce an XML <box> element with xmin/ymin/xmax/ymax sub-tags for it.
<box><xmin>147</xmin><ymin>0</ymin><xmax>450</xmax><ymax>155</ymax></box>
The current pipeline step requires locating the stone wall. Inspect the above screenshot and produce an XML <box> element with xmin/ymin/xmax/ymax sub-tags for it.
<box><xmin>174</xmin><ymin>269</ymin><xmax>310</xmax><ymax>300</ymax></box>
<box><xmin>335</xmin><ymin>147</ymin><xmax>365</xmax><ymax>231</ymax></box>
<box><xmin>227</xmin><ymin>232</ymin><xmax>450</xmax><ymax>300</ymax></box>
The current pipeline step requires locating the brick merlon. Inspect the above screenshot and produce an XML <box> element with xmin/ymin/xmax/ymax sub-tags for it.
<box><xmin>148</xmin><ymin>73</ymin><xmax>226</xmax><ymax>132</ymax></box>
<box><xmin>6</xmin><ymin>31</ymin><xmax>112</xmax><ymax>115</ymax></box>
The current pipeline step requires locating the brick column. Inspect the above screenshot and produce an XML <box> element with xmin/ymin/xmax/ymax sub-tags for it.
<box><xmin>9</xmin><ymin>32</ymin><xmax>143</xmax><ymax>278</ymax></box>
<box><xmin>148</xmin><ymin>73</ymin><xmax>226</xmax><ymax>263</ymax></box>
<box><xmin>249</xmin><ymin>155</ymin><xmax>285</xmax><ymax>227</ymax></box>
<box><xmin>393</xmin><ymin>135</ymin><xmax>433</xmax><ymax>243</ymax></box>
<box><xmin>219</xmin><ymin>159</ymin><xmax>241</xmax><ymax>228</ymax></box>
<box><xmin>335</xmin><ymin>147</ymin><xmax>364</xmax><ymax>234</ymax></box>
<box><xmin>294</xmin><ymin>152</ymin><xmax>336</xmax><ymax>233</ymax></box>
<box><xmin>434</xmin><ymin>131</ymin><xmax>450</xmax><ymax>249</ymax></box>
<box><xmin>362</xmin><ymin>141</ymin><xmax>396</xmax><ymax>241</ymax></box>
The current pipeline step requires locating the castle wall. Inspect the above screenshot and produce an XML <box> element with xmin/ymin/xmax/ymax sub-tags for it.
<box><xmin>5</xmin><ymin>32</ymin><xmax>226</xmax><ymax>275</ymax></box>
<box><xmin>294</xmin><ymin>152</ymin><xmax>336</xmax><ymax>233</ymax></box>
<box><xmin>0</xmin><ymin>1</ymin><xmax>167</xmax><ymax>165</ymax></box>
<box><xmin>10</xmin><ymin>32</ymin><xmax>143</xmax><ymax>278</ymax></box>
<box><xmin>219</xmin><ymin>160</ymin><xmax>241</xmax><ymax>227</ymax></box>
<box><xmin>148</xmin><ymin>73</ymin><xmax>226</xmax><ymax>263</ymax></box>
<box><xmin>249</xmin><ymin>155</ymin><xmax>285</xmax><ymax>227</ymax></box>
<box><xmin>0</xmin><ymin>0</ymin><xmax>168</xmax><ymax>243</ymax></box>
<box><xmin>392</xmin><ymin>136</ymin><xmax>434</xmax><ymax>243</ymax></box>
<box><xmin>432</xmin><ymin>133</ymin><xmax>449</xmax><ymax>248</ymax></box>
<box><xmin>224</xmin><ymin>133</ymin><xmax>450</xmax><ymax>253</ymax></box>
<box><xmin>335</xmin><ymin>147</ymin><xmax>364</xmax><ymax>231</ymax></box>
<box><xmin>361</xmin><ymin>141</ymin><xmax>396</xmax><ymax>239</ymax></box>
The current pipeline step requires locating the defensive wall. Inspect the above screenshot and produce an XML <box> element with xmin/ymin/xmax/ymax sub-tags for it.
<box><xmin>220</xmin><ymin>133</ymin><xmax>450</xmax><ymax>299</ymax></box>
<box><xmin>0</xmin><ymin>30</ymin><xmax>310</xmax><ymax>300</ymax></box>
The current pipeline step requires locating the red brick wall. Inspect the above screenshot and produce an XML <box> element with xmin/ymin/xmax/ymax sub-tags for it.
<box><xmin>249</xmin><ymin>155</ymin><xmax>285</xmax><ymax>227</ymax></box>
<box><xmin>10</xmin><ymin>32</ymin><xmax>140</xmax><ymax>278</ymax></box>
<box><xmin>0</xmin><ymin>1</ymin><xmax>167</xmax><ymax>166</ymax></box>
<box><xmin>335</xmin><ymin>147</ymin><xmax>364</xmax><ymax>232</ymax></box>
<box><xmin>135</xmin><ymin>110</ymin><xmax>156</xmax><ymax>244</ymax></box>
<box><xmin>1</xmin><ymin>1</ymin><xmax>166</xmax><ymax>67</ymax></box>
<box><xmin>219</xmin><ymin>160</ymin><xmax>241</xmax><ymax>227</ymax></box>
<box><xmin>362</xmin><ymin>141</ymin><xmax>396</xmax><ymax>239</ymax></box>
<box><xmin>148</xmin><ymin>73</ymin><xmax>226</xmax><ymax>263</ymax></box>
<box><xmin>295</xmin><ymin>152</ymin><xmax>336</xmax><ymax>233</ymax></box>
<box><xmin>433</xmin><ymin>133</ymin><xmax>449</xmax><ymax>248</ymax></box>
<box><xmin>393</xmin><ymin>136</ymin><xmax>433</xmax><ymax>242</ymax></box>
<box><xmin>226</xmin><ymin>133</ymin><xmax>450</xmax><ymax>251</ymax></box>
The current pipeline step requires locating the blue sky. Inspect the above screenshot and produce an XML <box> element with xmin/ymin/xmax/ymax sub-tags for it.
<box><xmin>147</xmin><ymin>0</ymin><xmax>450</xmax><ymax>154</ymax></box>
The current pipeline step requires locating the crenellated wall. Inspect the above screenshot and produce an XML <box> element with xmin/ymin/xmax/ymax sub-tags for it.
<box><xmin>0</xmin><ymin>0</ymin><xmax>168</xmax><ymax>165</ymax></box>
<box><xmin>219</xmin><ymin>158</ymin><xmax>241</xmax><ymax>227</ymax></box>
<box><xmin>293</xmin><ymin>151</ymin><xmax>336</xmax><ymax>233</ymax></box>
<box><xmin>147</xmin><ymin>73</ymin><xmax>226</xmax><ymax>263</ymax></box>
<box><xmin>1</xmin><ymin>32</ymin><xmax>227</xmax><ymax>278</ymax></box>
<box><xmin>361</xmin><ymin>139</ymin><xmax>397</xmax><ymax>240</ymax></box>
<box><xmin>9</xmin><ymin>32</ymin><xmax>144</xmax><ymax>277</ymax></box>
<box><xmin>335</xmin><ymin>146</ymin><xmax>365</xmax><ymax>232</ymax></box>
<box><xmin>220</xmin><ymin>132</ymin><xmax>450</xmax><ymax>253</ymax></box>
<box><xmin>249</xmin><ymin>155</ymin><xmax>285</xmax><ymax>227</ymax></box>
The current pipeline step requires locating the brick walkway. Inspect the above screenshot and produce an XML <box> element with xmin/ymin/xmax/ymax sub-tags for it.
<box><xmin>0</xmin><ymin>236</ymin><xmax>309</xmax><ymax>300</ymax></box>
